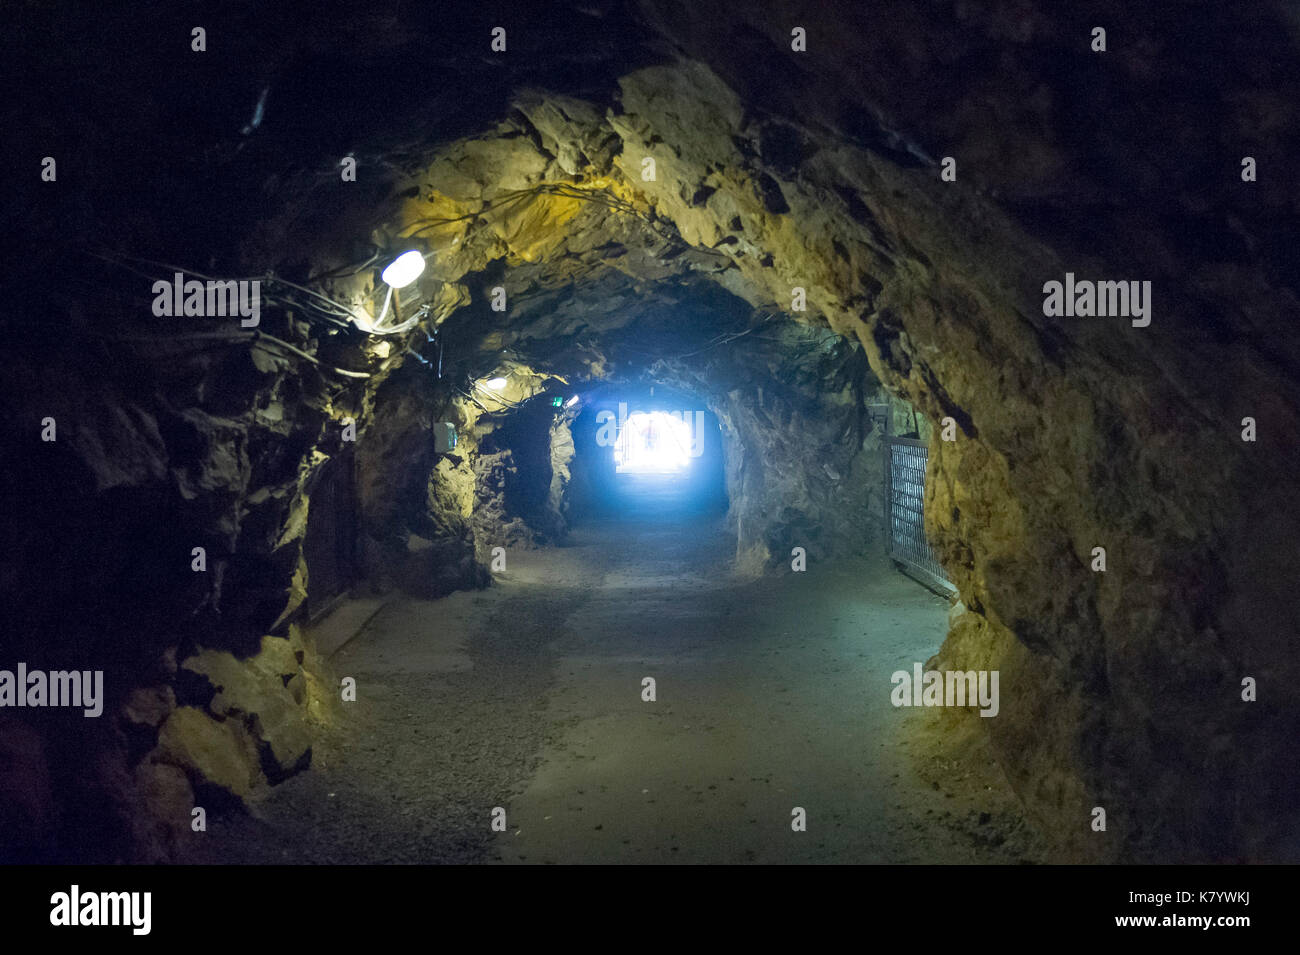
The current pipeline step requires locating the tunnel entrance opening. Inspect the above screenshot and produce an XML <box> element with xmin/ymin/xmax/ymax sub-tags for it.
<box><xmin>568</xmin><ymin>388</ymin><xmax>728</xmax><ymax>526</ymax></box>
<box><xmin>615</xmin><ymin>411</ymin><xmax>695</xmax><ymax>475</ymax></box>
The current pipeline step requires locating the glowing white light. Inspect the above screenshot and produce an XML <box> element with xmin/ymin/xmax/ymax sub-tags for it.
<box><xmin>564</xmin><ymin>395</ymin><xmax>580</xmax><ymax>408</ymax></box>
<box><xmin>615</xmin><ymin>411</ymin><xmax>692</xmax><ymax>474</ymax></box>
<box><xmin>381</xmin><ymin>250</ymin><xmax>426</xmax><ymax>289</ymax></box>
<box><xmin>484</xmin><ymin>376</ymin><xmax>509</xmax><ymax>390</ymax></box>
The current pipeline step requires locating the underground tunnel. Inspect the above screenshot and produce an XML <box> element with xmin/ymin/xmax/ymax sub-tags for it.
<box><xmin>3</xmin><ymin>0</ymin><xmax>1299</xmax><ymax>895</ymax></box>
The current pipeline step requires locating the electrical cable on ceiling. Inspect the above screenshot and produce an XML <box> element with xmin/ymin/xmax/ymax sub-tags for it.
<box><xmin>400</xmin><ymin>181</ymin><xmax>728</xmax><ymax>261</ymax></box>
<box><xmin>472</xmin><ymin>379</ymin><xmax>525</xmax><ymax>409</ymax></box>
<box><xmin>308</xmin><ymin>251</ymin><xmax>382</xmax><ymax>282</ymax></box>
<box><xmin>91</xmin><ymin>173</ymin><xmax>729</xmax><ymax>348</ymax></box>
<box><xmin>87</xmin><ymin>249</ymin><xmax>358</xmax><ymax>331</ymax></box>
<box><xmin>621</xmin><ymin>312</ymin><xmax>781</xmax><ymax>363</ymax></box>
<box><xmin>455</xmin><ymin>387</ymin><xmax>492</xmax><ymax>414</ymax></box>
<box><xmin>81</xmin><ymin>329</ymin><xmax>371</xmax><ymax>378</ymax></box>
<box><xmin>89</xmin><ymin>174</ymin><xmax>731</xmax><ymax>364</ymax></box>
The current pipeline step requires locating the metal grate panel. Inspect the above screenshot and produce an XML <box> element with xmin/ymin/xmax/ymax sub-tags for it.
<box><xmin>885</xmin><ymin>437</ymin><xmax>955</xmax><ymax>594</ymax></box>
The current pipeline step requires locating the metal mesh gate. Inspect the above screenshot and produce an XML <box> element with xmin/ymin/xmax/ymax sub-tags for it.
<box><xmin>884</xmin><ymin>436</ymin><xmax>955</xmax><ymax>594</ymax></box>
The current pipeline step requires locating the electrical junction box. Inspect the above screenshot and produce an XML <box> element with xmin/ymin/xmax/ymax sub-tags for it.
<box><xmin>433</xmin><ymin>422</ymin><xmax>457</xmax><ymax>452</ymax></box>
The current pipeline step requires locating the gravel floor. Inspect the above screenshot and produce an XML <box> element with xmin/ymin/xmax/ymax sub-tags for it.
<box><xmin>182</xmin><ymin>506</ymin><xmax>1045</xmax><ymax>864</ymax></box>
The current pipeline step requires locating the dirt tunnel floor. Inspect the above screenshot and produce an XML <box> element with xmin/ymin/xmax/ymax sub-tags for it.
<box><xmin>183</xmin><ymin>516</ymin><xmax>1048</xmax><ymax>864</ymax></box>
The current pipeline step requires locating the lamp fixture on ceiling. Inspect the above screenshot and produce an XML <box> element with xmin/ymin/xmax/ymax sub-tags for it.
<box><xmin>381</xmin><ymin>250</ymin><xmax>425</xmax><ymax>289</ymax></box>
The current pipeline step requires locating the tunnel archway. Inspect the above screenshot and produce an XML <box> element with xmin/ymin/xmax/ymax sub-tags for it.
<box><xmin>6</xmin><ymin>0</ymin><xmax>1298</xmax><ymax>870</ymax></box>
<box><xmin>568</xmin><ymin>383</ymin><xmax>728</xmax><ymax>524</ymax></box>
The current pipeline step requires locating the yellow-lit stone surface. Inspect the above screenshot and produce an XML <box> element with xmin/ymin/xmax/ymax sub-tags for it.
<box><xmin>157</xmin><ymin>707</ymin><xmax>264</xmax><ymax>799</ymax></box>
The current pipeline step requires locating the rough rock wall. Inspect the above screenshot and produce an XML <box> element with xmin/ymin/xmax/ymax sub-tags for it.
<box><xmin>9</xmin><ymin>0</ymin><xmax>1296</xmax><ymax>863</ymax></box>
<box><xmin>353</xmin><ymin>358</ymin><xmax>575</xmax><ymax>587</ymax></box>
<box><xmin>648</xmin><ymin>332</ymin><xmax>891</xmax><ymax>572</ymax></box>
<box><xmin>315</xmin><ymin>79</ymin><xmax>907</xmax><ymax>569</ymax></box>
<box><xmin>341</xmin><ymin>41</ymin><xmax>1298</xmax><ymax>859</ymax></box>
<box><xmin>547</xmin><ymin>416</ymin><xmax>577</xmax><ymax>531</ymax></box>
<box><xmin>354</xmin><ymin>365</ymin><xmax>489</xmax><ymax>598</ymax></box>
<box><xmin>0</xmin><ymin>310</ymin><xmax>565</xmax><ymax>859</ymax></box>
<box><xmin>0</xmin><ymin>317</ymin><xmax>352</xmax><ymax>860</ymax></box>
<box><xmin>596</xmin><ymin>47</ymin><xmax>1300</xmax><ymax>859</ymax></box>
<box><xmin>472</xmin><ymin>395</ymin><xmax>574</xmax><ymax>555</ymax></box>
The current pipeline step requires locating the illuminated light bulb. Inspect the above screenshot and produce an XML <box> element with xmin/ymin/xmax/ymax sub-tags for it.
<box><xmin>381</xmin><ymin>250</ymin><xmax>426</xmax><ymax>289</ymax></box>
<box><xmin>564</xmin><ymin>395</ymin><xmax>580</xmax><ymax>408</ymax></box>
<box><xmin>484</xmin><ymin>377</ymin><xmax>508</xmax><ymax>390</ymax></box>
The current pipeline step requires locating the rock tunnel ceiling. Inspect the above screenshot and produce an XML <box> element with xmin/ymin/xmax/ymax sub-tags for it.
<box><xmin>3</xmin><ymin>0</ymin><xmax>1299</xmax><ymax>878</ymax></box>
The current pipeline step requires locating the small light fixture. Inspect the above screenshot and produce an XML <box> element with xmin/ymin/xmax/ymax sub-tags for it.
<box><xmin>381</xmin><ymin>250</ymin><xmax>426</xmax><ymax>289</ymax></box>
<box><xmin>564</xmin><ymin>395</ymin><xmax>580</xmax><ymax>408</ymax></box>
<box><xmin>484</xmin><ymin>376</ymin><xmax>508</xmax><ymax>390</ymax></box>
